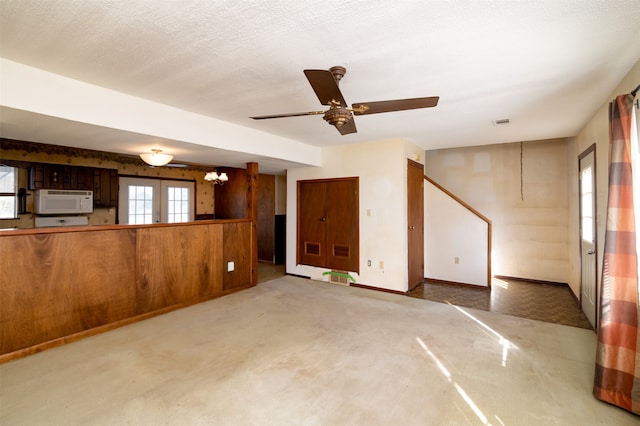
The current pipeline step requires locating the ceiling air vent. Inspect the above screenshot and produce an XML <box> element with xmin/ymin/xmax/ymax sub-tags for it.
<box><xmin>492</xmin><ymin>118</ymin><xmax>510</xmax><ymax>126</ymax></box>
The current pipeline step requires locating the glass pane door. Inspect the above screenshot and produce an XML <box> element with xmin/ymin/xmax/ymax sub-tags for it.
<box><xmin>118</xmin><ymin>177</ymin><xmax>194</xmax><ymax>224</ymax></box>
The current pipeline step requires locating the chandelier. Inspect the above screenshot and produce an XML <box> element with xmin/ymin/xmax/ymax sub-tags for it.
<box><xmin>204</xmin><ymin>171</ymin><xmax>229</xmax><ymax>185</ymax></box>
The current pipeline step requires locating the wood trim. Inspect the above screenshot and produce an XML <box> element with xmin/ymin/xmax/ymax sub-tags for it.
<box><xmin>424</xmin><ymin>175</ymin><xmax>492</xmax><ymax>288</ymax></box>
<box><xmin>350</xmin><ymin>282</ymin><xmax>406</xmax><ymax>295</ymax></box>
<box><xmin>424</xmin><ymin>278</ymin><xmax>490</xmax><ymax>290</ymax></box>
<box><xmin>424</xmin><ymin>175</ymin><xmax>491</xmax><ymax>223</ymax></box>
<box><xmin>246</xmin><ymin>162</ymin><xmax>259</xmax><ymax>285</ymax></box>
<box><xmin>493</xmin><ymin>275</ymin><xmax>568</xmax><ymax>286</ymax></box>
<box><xmin>0</xmin><ymin>219</ymin><xmax>250</xmax><ymax>237</ymax></box>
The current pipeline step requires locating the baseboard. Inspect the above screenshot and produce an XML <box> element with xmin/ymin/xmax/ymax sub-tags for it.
<box><xmin>350</xmin><ymin>283</ymin><xmax>405</xmax><ymax>295</ymax></box>
<box><xmin>494</xmin><ymin>275</ymin><xmax>568</xmax><ymax>286</ymax></box>
<box><xmin>424</xmin><ymin>277</ymin><xmax>490</xmax><ymax>290</ymax></box>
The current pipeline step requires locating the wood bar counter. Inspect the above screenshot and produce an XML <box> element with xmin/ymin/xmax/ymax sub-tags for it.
<box><xmin>0</xmin><ymin>219</ymin><xmax>253</xmax><ymax>363</ymax></box>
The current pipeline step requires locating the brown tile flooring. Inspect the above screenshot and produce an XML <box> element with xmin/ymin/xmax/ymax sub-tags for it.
<box><xmin>257</xmin><ymin>262</ymin><xmax>286</xmax><ymax>284</ymax></box>
<box><xmin>257</xmin><ymin>264</ymin><xmax>593</xmax><ymax>330</ymax></box>
<box><xmin>408</xmin><ymin>278</ymin><xmax>594</xmax><ymax>330</ymax></box>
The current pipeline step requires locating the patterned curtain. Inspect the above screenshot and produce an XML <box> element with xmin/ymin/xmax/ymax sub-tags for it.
<box><xmin>593</xmin><ymin>93</ymin><xmax>639</xmax><ymax>415</ymax></box>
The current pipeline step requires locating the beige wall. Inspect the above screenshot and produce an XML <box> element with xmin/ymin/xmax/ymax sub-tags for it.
<box><xmin>287</xmin><ymin>138</ymin><xmax>424</xmax><ymax>292</ymax></box>
<box><xmin>0</xmin><ymin>142</ymin><xmax>215</xmax><ymax>229</ymax></box>
<box><xmin>425</xmin><ymin>138</ymin><xmax>570</xmax><ymax>283</ymax></box>
<box><xmin>569</xmin><ymin>58</ymin><xmax>640</xmax><ymax>298</ymax></box>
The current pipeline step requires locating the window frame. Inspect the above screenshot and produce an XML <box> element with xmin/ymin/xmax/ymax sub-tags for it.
<box><xmin>0</xmin><ymin>165</ymin><xmax>18</xmax><ymax>220</ymax></box>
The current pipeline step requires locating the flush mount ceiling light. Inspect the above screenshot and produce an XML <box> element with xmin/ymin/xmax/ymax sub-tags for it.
<box><xmin>140</xmin><ymin>149</ymin><xmax>173</xmax><ymax>166</ymax></box>
<box><xmin>204</xmin><ymin>171</ymin><xmax>229</xmax><ymax>185</ymax></box>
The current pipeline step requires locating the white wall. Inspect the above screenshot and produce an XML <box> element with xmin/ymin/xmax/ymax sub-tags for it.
<box><xmin>287</xmin><ymin>138</ymin><xmax>424</xmax><ymax>292</ymax></box>
<box><xmin>425</xmin><ymin>138</ymin><xmax>570</xmax><ymax>283</ymax></box>
<box><xmin>424</xmin><ymin>182</ymin><xmax>489</xmax><ymax>286</ymax></box>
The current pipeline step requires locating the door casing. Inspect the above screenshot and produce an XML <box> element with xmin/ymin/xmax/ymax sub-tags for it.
<box><xmin>407</xmin><ymin>159</ymin><xmax>425</xmax><ymax>291</ymax></box>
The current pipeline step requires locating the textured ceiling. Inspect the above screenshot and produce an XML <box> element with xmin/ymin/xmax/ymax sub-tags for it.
<box><xmin>1</xmin><ymin>0</ymin><xmax>640</xmax><ymax>173</ymax></box>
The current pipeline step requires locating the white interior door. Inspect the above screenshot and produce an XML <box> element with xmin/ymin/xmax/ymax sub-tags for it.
<box><xmin>118</xmin><ymin>177</ymin><xmax>195</xmax><ymax>225</ymax></box>
<box><xmin>579</xmin><ymin>149</ymin><xmax>597</xmax><ymax>328</ymax></box>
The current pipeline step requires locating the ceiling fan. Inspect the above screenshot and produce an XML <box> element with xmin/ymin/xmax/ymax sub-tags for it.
<box><xmin>250</xmin><ymin>66</ymin><xmax>439</xmax><ymax>135</ymax></box>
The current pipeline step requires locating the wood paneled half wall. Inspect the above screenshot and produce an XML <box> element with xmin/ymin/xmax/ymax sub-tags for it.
<box><xmin>0</xmin><ymin>219</ymin><xmax>253</xmax><ymax>362</ymax></box>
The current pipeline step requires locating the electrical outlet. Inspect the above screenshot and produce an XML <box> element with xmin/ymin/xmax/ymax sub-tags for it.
<box><xmin>379</xmin><ymin>261</ymin><xmax>384</xmax><ymax>269</ymax></box>
<box><xmin>227</xmin><ymin>261</ymin><xmax>234</xmax><ymax>272</ymax></box>
<box><xmin>454</xmin><ymin>257</ymin><xmax>460</xmax><ymax>264</ymax></box>
<box><xmin>367</xmin><ymin>260</ymin><xmax>372</xmax><ymax>267</ymax></box>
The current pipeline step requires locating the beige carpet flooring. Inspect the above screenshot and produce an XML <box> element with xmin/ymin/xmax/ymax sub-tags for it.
<box><xmin>1</xmin><ymin>276</ymin><xmax>637</xmax><ymax>425</ymax></box>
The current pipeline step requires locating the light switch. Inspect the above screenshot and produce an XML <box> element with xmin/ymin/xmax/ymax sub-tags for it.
<box><xmin>227</xmin><ymin>261</ymin><xmax>234</xmax><ymax>272</ymax></box>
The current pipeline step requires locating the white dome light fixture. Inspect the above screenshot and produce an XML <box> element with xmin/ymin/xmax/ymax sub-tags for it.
<box><xmin>204</xmin><ymin>171</ymin><xmax>229</xmax><ymax>185</ymax></box>
<box><xmin>140</xmin><ymin>149</ymin><xmax>173</xmax><ymax>166</ymax></box>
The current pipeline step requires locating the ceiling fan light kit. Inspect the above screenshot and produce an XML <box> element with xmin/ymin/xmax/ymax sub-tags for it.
<box><xmin>251</xmin><ymin>66</ymin><xmax>439</xmax><ymax>135</ymax></box>
<box><xmin>140</xmin><ymin>149</ymin><xmax>173</xmax><ymax>166</ymax></box>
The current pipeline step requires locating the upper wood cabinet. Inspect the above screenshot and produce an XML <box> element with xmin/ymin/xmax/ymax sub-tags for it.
<box><xmin>93</xmin><ymin>168</ymin><xmax>118</xmax><ymax>208</ymax></box>
<box><xmin>29</xmin><ymin>163</ymin><xmax>118</xmax><ymax>208</ymax></box>
<box><xmin>29</xmin><ymin>163</ymin><xmax>93</xmax><ymax>191</ymax></box>
<box><xmin>297</xmin><ymin>177</ymin><xmax>359</xmax><ymax>273</ymax></box>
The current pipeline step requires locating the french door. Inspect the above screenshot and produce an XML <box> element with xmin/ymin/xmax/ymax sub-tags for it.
<box><xmin>118</xmin><ymin>177</ymin><xmax>195</xmax><ymax>224</ymax></box>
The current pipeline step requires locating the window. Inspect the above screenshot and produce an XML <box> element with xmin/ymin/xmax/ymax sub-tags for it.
<box><xmin>128</xmin><ymin>184</ymin><xmax>155</xmax><ymax>224</ymax></box>
<box><xmin>167</xmin><ymin>186</ymin><xmax>190</xmax><ymax>223</ymax></box>
<box><xmin>118</xmin><ymin>177</ymin><xmax>195</xmax><ymax>224</ymax></box>
<box><xmin>0</xmin><ymin>166</ymin><xmax>17</xmax><ymax>219</ymax></box>
<box><xmin>580</xmin><ymin>166</ymin><xmax>594</xmax><ymax>243</ymax></box>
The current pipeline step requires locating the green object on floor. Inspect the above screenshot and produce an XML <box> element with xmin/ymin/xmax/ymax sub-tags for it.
<box><xmin>322</xmin><ymin>271</ymin><xmax>356</xmax><ymax>283</ymax></box>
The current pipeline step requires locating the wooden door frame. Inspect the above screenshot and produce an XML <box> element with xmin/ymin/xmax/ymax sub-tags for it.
<box><xmin>296</xmin><ymin>176</ymin><xmax>359</xmax><ymax>272</ymax></box>
<box><xmin>407</xmin><ymin>159</ymin><xmax>425</xmax><ymax>291</ymax></box>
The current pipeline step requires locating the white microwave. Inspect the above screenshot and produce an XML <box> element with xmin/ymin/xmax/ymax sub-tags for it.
<box><xmin>34</xmin><ymin>189</ymin><xmax>94</xmax><ymax>214</ymax></box>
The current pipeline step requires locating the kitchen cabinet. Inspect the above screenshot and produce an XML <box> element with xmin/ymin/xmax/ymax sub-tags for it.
<box><xmin>93</xmin><ymin>168</ymin><xmax>118</xmax><ymax>208</ymax></box>
<box><xmin>29</xmin><ymin>163</ymin><xmax>93</xmax><ymax>191</ymax></box>
<box><xmin>29</xmin><ymin>163</ymin><xmax>118</xmax><ymax>208</ymax></box>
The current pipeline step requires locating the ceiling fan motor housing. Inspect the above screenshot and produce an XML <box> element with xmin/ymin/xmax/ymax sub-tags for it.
<box><xmin>323</xmin><ymin>108</ymin><xmax>352</xmax><ymax>127</ymax></box>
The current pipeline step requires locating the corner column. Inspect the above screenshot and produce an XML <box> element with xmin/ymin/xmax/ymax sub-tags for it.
<box><xmin>246</xmin><ymin>162</ymin><xmax>259</xmax><ymax>285</ymax></box>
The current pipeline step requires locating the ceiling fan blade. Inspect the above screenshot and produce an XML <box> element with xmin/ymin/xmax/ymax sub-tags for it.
<box><xmin>352</xmin><ymin>96</ymin><xmax>439</xmax><ymax>115</ymax></box>
<box><xmin>336</xmin><ymin>117</ymin><xmax>357</xmax><ymax>135</ymax></box>
<box><xmin>250</xmin><ymin>111</ymin><xmax>324</xmax><ymax>120</ymax></box>
<box><xmin>304</xmin><ymin>69</ymin><xmax>347</xmax><ymax>107</ymax></box>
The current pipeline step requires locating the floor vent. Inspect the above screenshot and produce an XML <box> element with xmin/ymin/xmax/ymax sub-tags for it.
<box><xmin>329</xmin><ymin>270</ymin><xmax>349</xmax><ymax>285</ymax></box>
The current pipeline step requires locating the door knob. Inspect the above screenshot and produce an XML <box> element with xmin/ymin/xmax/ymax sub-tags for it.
<box><xmin>409</xmin><ymin>226</ymin><xmax>415</xmax><ymax>230</ymax></box>
<box><xmin>321</xmin><ymin>217</ymin><xmax>326</xmax><ymax>221</ymax></box>
<box><xmin>587</xmin><ymin>249</ymin><xmax>595</xmax><ymax>255</ymax></box>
